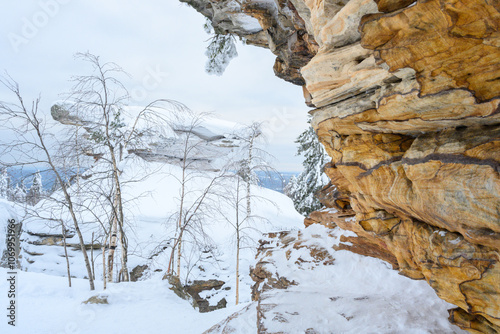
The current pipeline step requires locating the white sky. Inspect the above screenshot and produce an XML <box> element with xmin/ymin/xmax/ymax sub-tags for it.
<box><xmin>0</xmin><ymin>0</ymin><xmax>309</xmax><ymax>171</ymax></box>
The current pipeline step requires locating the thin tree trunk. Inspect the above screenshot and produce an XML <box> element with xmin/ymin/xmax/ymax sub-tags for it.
<box><xmin>109</xmin><ymin>143</ymin><xmax>129</xmax><ymax>282</ymax></box>
<box><xmin>235</xmin><ymin>178</ymin><xmax>240</xmax><ymax>305</ymax></box>
<box><xmin>76</xmin><ymin>126</ymin><xmax>80</xmax><ymax>191</ymax></box>
<box><xmin>118</xmin><ymin>222</ymin><xmax>129</xmax><ymax>281</ymax></box>
<box><xmin>167</xmin><ymin>242</ymin><xmax>175</xmax><ymax>276</ymax></box>
<box><xmin>176</xmin><ymin>234</ymin><xmax>182</xmax><ymax>278</ymax></box>
<box><xmin>102</xmin><ymin>244</ymin><xmax>107</xmax><ymax>290</ymax></box>
<box><xmin>62</xmin><ymin>221</ymin><xmax>72</xmax><ymax>288</ymax></box>
<box><xmin>91</xmin><ymin>232</ymin><xmax>95</xmax><ymax>280</ymax></box>
<box><xmin>167</xmin><ymin>223</ymin><xmax>185</xmax><ymax>277</ymax></box>
<box><xmin>246</xmin><ymin>136</ymin><xmax>253</xmax><ymax>217</ymax></box>
<box><xmin>175</xmin><ymin>152</ymin><xmax>187</xmax><ymax>278</ymax></box>
<box><xmin>246</xmin><ymin>180</ymin><xmax>251</xmax><ymax>217</ymax></box>
<box><xmin>236</xmin><ymin>235</ymin><xmax>240</xmax><ymax>305</ymax></box>
<box><xmin>107</xmin><ymin>214</ymin><xmax>118</xmax><ymax>283</ymax></box>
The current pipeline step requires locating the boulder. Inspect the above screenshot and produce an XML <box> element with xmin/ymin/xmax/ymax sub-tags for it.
<box><xmin>164</xmin><ymin>274</ymin><xmax>228</xmax><ymax>313</ymax></box>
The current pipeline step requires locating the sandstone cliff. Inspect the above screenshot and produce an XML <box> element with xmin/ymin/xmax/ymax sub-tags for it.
<box><xmin>181</xmin><ymin>0</ymin><xmax>500</xmax><ymax>332</ymax></box>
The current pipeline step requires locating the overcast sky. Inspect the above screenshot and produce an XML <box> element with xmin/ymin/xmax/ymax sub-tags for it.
<box><xmin>0</xmin><ymin>0</ymin><xmax>309</xmax><ymax>171</ymax></box>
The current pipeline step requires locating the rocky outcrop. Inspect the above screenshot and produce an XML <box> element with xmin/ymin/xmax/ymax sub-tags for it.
<box><xmin>51</xmin><ymin>103</ymin><xmax>245</xmax><ymax>171</ymax></box>
<box><xmin>182</xmin><ymin>0</ymin><xmax>500</xmax><ymax>332</ymax></box>
<box><xmin>306</xmin><ymin>2</ymin><xmax>500</xmax><ymax>331</ymax></box>
<box><xmin>165</xmin><ymin>275</ymin><xmax>229</xmax><ymax>313</ymax></box>
<box><xmin>130</xmin><ymin>264</ymin><xmax>148</xmax><ymax>282</ymax></box>
<box><xmin>82</xmin><ymin>295</ymin><xmax>109</xmax><ymax>305</ymax></box>
<box><xmin>21</xmin><ymin>226</ymin><xmax>101</xmax><ymax>273</ymax></box>
<box><xmin>127</xmin><ymin>126</ymin><xmax>241</xmax><ymax>170</ymax></box>
<box><xmin>185</xmin><ymin>279</ymin><xmax>228</xmax><ymax>313</ymax></box>
<box><xmin>180</xmin><ymin>0</ymin><xmax>318</xmax><ymax>85</ymax></box>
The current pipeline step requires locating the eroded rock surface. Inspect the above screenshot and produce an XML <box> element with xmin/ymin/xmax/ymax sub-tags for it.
<box><xmin>182</xmin><ymin>0</ymin><xmax>500</xmax><ymax>332</ymax></box>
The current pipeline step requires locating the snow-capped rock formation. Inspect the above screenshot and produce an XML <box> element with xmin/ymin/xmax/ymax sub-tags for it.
<box><xmin>51</xmin><ymin>102</ymin><xmax>245</xmax><ymax>171</ymax></box>
<box><xmin>181</xmin><ymin>0</ymin><xmax>500</xmax><ymax>332</ymax></box>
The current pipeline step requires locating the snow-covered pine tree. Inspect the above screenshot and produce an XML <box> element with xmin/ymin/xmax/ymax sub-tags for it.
<box><xmin>203</xmin><ymin>19</ymin><xmax>238</xmax><ymax>76</ymax></box>
<box><xmin>28</xmin><ymin>171</ymin><xmax>43</xmax><ymax>205</ymax></box>
<box><xmin>285</xmin><ymin>122</ymin><xmax>330</xmax><ymax>216</ymax></box>
<box><xmin>284</xmin><ymin>174</ymin><xmax>298</xmax><ymax>199</ymax></box>
<box><xmin>0</xmin><ymin>169</ymin><xmax>9</xmax><ymax>199</ymax></box>
<box><xmin>13</xmin><ymin>182</ymin><xmax>27</xmax><ymax>203</ymax></box>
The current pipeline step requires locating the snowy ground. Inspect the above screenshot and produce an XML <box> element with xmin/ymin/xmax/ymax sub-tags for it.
<box><xmin>0</xmin><ymin>226</ymin><xmax>468</xmax><ymax>333</ymax></box>
<box><xmin>0</xmin><ymin>267</ymin><xmax>246</xmax><ymax>334</ymax></box>
<box><xmin>205</xmin><ymin>225</ymin><xmax>468</xmax><ymax>334</ymax></box>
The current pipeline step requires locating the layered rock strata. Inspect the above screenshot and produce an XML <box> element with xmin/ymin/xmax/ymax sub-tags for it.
<box><xmin>182</xmin><ymin>0</ymin><xmax>500</xmax><ymax>332</ymax></box>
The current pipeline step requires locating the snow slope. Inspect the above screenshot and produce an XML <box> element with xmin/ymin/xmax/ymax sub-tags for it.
<box><xmin>1</xmin><ymin>155</ymin><xmax>305</xmax><ymax>333</ymax></box>
<box><xmin>0</xmin><ymin>111</ymin><xmax>467</xmax><ymax>333</ymax></box>
<box><xmin>19</xmin><ymin>156</ymin><xmax>304</xmax><ymax>300</ymax></box>
<box><xmin>206</xmin><ymin>225</ymin><xmax>468</xmax><ymax>334</ymax></box>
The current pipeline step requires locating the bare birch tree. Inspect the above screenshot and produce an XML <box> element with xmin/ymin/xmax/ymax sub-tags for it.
<box><xmin>237</xmin><ymin>122</ymin><xmax>280</xmax><ymax>215</ymax></box>
<box><xmin>57</xmin><ymin>52</ymin><xmax>187</xmax><ymax>284</ymax></box>
<box><xmin>161</xmin><ymin>111</ymin><xmax>230</xmax><ymax>280</ymax></box>
<box><xmin>1</xmin><ymin>53</ymin><xmax>188</xmax><ymax>288</ymax></box>
<box><xmin>0</xmin><ymin>77</ymin><xmax>96</xmax><ymax>290</ymax></box>
<box><xmin>237</xmin><ymin>123</ymin><xmax>263</xmax><ymax>217</ymax></box>
<box><xmin>218</xmin><ymin>123</ymin><xmax>280</xmax><ymax>305</ymax></box>
<box><xmin>218</xmin><ymin>168</ymin><xmax>278</xmax><ymax>305</ymax></box>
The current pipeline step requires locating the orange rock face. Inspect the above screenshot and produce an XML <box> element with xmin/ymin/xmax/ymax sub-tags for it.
<box><xmin>183</xmin><ymin>0</ymin><xmax>500</xmax><ymax>332</ymax></box>
<box><xmin>308</xmin><ymin>1</ymin><xmax>500</xmax><ymax>331</ymax></box>
<box><xmin>361</xmin><ymin>0</ymin><xmax>500</xmax><ymax>102</ymax></box>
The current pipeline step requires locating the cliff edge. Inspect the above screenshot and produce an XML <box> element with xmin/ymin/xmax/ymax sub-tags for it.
<box><xmin>181</xmin><ymin>0</ymin><xmax>500</xmax><ymax>332</ymax></box>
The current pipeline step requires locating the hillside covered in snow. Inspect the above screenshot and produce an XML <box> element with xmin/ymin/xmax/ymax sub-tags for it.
<box><xmin>0</xmin><ymin>113</ymin><xmax>466</xmax><ymax>333</ymax></box>
<box><xmin>0</xmin><ymin>85</ymin><xmax>466</xmax><ymax>333</ymax></box>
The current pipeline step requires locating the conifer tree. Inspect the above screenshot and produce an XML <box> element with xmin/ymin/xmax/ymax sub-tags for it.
<box><xmin>285</xmin><ymin>122</ymin><xmax>329</xmax><ymax>216</ymax></box>
<box><xmin>13</xmin><ymin>183</ymin><xmax>27</xmax><ymax>203</ymax></box>
<box><xmin>28</xmin><ymin>171</ymin><xmax>43</xmax><ymax>205</ymax></box>
<box><xmin>203</xmin><ymin>20</ymin><xmax>238</xmax><ymax>76</ymax></box>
